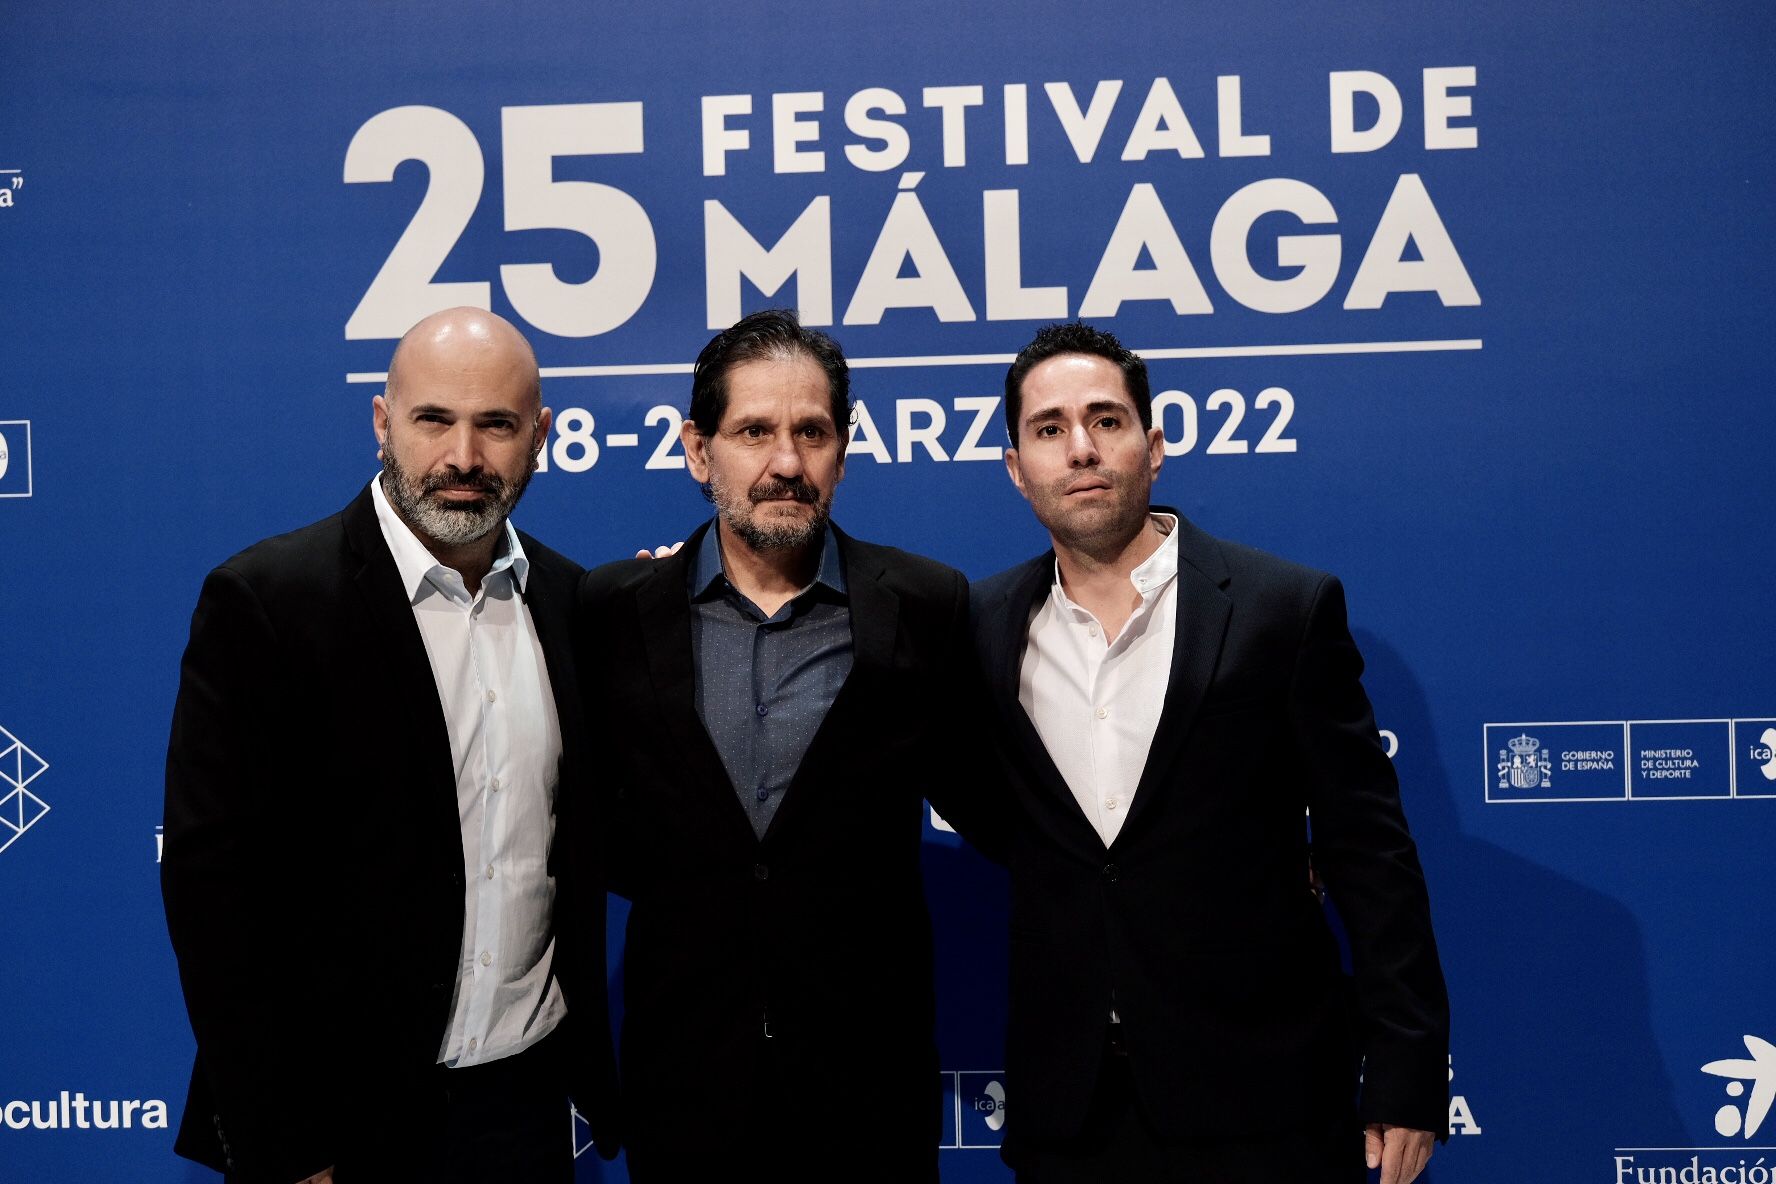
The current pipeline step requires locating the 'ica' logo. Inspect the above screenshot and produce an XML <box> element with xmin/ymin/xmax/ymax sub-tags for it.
<box><xmin>1702</xmin><ymin>1035</ymin><xmax>1776</xmax><ymax>1139</ymax></box>
<box><xmin>972</xmin><ymin>1080</ymin><xmax>1006</xmax><ymax>1132</ymax></box>
<box><xmin>1754</xmin><ymin>727</ymin><xmax>1776</xmax><ymax>782</ymax></box>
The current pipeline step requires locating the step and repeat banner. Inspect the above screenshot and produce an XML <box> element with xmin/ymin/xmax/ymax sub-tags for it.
<box><xmin>4</xmin><ymin>1</ymin><xmax>1773</xmax><ymax>1180</ymax></box>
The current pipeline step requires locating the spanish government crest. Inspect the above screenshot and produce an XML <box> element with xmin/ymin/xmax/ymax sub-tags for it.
<box><xmin>1497</xmin><ymin>733</ymin><xmax>1552</xmax><ymax>791</ymax></box>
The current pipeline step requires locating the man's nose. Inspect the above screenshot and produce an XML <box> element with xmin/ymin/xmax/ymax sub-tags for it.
<box><xmin>1066</xmin><ymin>423</ymin><xmax>1100</xmax><ymax>467</ymax></box>
<box><xmin>769</xmin><ymin>431</ymin><xmax>806</xmax><ymax>476</ymax></box>
<box><xmin>440</xmin><ymin>422</ymin><xmax>485</xmax><ymax>472</ymax></box>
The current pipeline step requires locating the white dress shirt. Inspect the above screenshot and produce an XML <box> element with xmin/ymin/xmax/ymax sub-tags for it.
<box><xmin>370</xmin><ymin>476</ymin><xmax>566</xmax><ymax>1068</ymax></box>
<box><xmin>1018</xmin><ymin>514</ymin><xmax>1181</xmax><ymax>848</ymax></box>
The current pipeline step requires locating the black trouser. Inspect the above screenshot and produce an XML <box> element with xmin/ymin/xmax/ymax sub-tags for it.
<box><xmin>1004</xmin><ymin>1034</ymin><xmax>1363</xmax><ymax>1184</ymax></box>
<box><xmin>333</xmin><ymin>1033</ymin><xmax>574</xmax><ymax>1184</ymax></box>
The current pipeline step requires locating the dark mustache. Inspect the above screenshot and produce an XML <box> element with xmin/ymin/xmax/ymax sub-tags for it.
<box><xmin>749</xmin><ymin>477</ymin><xmax>818</xmax><ymax>504</ymax></box>
<box><xmin>422</xmin><ymin>467</ymin><xmax>506</xmax><ymax>498</ymax></box>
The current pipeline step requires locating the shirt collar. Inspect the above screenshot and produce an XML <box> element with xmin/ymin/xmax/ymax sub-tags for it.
<box><xmin>1050</xmin><ymin>512</ymin><xmax>1181</xmax><ymax>609</ymax></box>
<box><xmin>369</xmin><ymin>474</ymin><xmax>528</xmax><ymax>603</ymax></box>
<box><xmin>689</xmin><ymin>519</ymin><xmax>847</xmax><ymax>601</ymax></box>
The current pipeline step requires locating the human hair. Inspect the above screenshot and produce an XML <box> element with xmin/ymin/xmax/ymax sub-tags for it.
<box><xmin>688</xmin><ymin>309</ymin><xmax>852</xmax><ymax>440</ymax></box>
<box><xmin>1002</xmin><ymin>321</ymin><xmax>1151</xmax><ymax>445</ymax></box>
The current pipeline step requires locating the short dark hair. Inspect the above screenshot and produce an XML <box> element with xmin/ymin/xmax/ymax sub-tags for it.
<box><xmin>688</xmin><ymin>309</ymin><xmax>852</xmax><ymax>441</ymax></box>
<box><xmin>1003</xmin><ymin>321</ymin><xmax>1151</xmax><ymax>445</ymax></box>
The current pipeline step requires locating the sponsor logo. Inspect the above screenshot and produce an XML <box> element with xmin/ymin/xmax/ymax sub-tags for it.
<box><xmin>1612</xmin><ymin>1034</ymin><xmax>1776</xmax><ymax>1180</ymax></box>
<box><xmin>1704</xmin><ymin>1036</ymin><xmax>1776</xmax><ymax>1140</ymax></box>
<box><xmin>0</xmin><ymin>420</ymin><xmax>32</xmax><ymax>498</ymax></box>
<box><xmin>1498</xmin><ymin>732</ymin><xmax>1552</xmax><ymax>791</ymax></box>
<box><xmin>0</xmin><ymin>725</ymin><xmax>50</xmax><ymax>856</ymax></box>
<box><xmin>957</xmin><ymin>1072</ymin><xmax>1007</xmax><ymax>1148</ymax></box>
<box><xmin>0</xmin><ymin>1093</ymin><xmax>169</xmax><ymax>1131</ymax></box>
<box><xmin>1754</xmin><ymin>729</ymin><xmax>1776</xmax><ymax>782</ymax></box>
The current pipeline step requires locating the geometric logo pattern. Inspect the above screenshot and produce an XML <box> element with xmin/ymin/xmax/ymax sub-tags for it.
<box><xmin>1702</xmin><ymin>1034</ymin><xmax>1776</xmax><ymax>1140</ymax></box>
<box><xmin>0</xmin><ymin>725</ymin><xmax>50</xmax><ymax>855</ymax></box>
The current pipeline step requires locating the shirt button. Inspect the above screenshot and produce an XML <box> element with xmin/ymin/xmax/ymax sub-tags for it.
<box><xmin>756</xmin><ymin>787</ymin><xmax>770</xmax><ymax>802</ymax></box>
<box><xmin>490</xmin><ymin>777</ymin><xmax>501</xmax><ymax>792</ymax></box>
<box><xmin>753</xmin><ymin>863</ymin><xmax>770</xmax><ymax>882</ymax></box>
<box><xmin>479</xmin><ymin>950</ymin><xmax>492</xmax><ymax>967</ymax></box>
<box><xmin>1096</xmin><ymin>707</ymin><xmax>1108</xmax><ymax>719</ymax></box>
<box><xmin>1104</xmin><ymin>797</ymin><xmax>1119</xmax><ymax>811</ymax></box>
<box><xmin>485</xmin><ymin>864</ymin><xmax>495</xmax><ymax>880</ymax></box>
<box><xmin>1102</xmin><ymin>863</ymin><xmax>1121</xmax><ymax>884</ymax></box>
<box><xmin>468</xmin><ymin>1037</ymin><xmax>478</xmax><ymax>1052</ymax></box>
<box><xmin>756</xmin><ymin>704</ymin><xmax>769</xmax><ymax>717</ymax></box>
<box><xmin>486</xmin><ymin>689</ymin><xmax>497</xmax><ymax>703</ymax></box>
<box><xmin>1088</xmin><ymin>624</ymin><xmax>1099</xmax><ymax>638</ymax></box>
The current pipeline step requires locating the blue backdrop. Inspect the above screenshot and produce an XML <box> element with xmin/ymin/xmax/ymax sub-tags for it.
<box><xmin>4</xmin><ymin>2</ymin><xmax>1773</xmax><ymax>1180</ymax></box>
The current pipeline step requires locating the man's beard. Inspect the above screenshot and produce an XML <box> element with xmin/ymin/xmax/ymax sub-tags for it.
<box><xmin>381</xmin><ymin>449</ymin><xmax>534</xmax><ymax>548</ymax></box>
<box><xmin>705</xmin><ymin>472</ymin><xmax>832</xmax><ymax>552</ymax></box>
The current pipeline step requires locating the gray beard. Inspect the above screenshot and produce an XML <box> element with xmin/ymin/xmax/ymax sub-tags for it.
<box><xmin>380</xmin><ymin>453</ymin><xmax>525</xmax><ymax>547</ymax></box>
<box><xmin>707</xmin><ymin>472</ymin><xmax>831</xmax><ymax>552</ymax></box>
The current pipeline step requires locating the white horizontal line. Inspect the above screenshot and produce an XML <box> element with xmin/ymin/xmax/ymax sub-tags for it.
<box><xmin>546</xmin><ymin>363</ymin><xmax>692</xmax><ymax>378</ymax></box>
<box><xmin>344</xmin><ymin>338</ymin><xmax>1483</xmax><ymax>384</ymax></box>
<box><xmin>604</xmin><ymin>433</ymin><xmax>639</xmax><ymax>447</ymax></box>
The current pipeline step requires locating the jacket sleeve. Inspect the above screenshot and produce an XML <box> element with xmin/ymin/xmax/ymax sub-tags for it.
<box><xmin>161</xmin><ymin>565</ymin><xmax>338</xmax><ymax>1183</ymax></box>
<box><xmin>922</xmin><ymin>569</ymin><xmax>1014</xmax><ymax>865</ymax></box>
<box><xmin>1286</xmin><ymin>573</ymin><xmax>1450</xmax><ymax>1137</ymax></box>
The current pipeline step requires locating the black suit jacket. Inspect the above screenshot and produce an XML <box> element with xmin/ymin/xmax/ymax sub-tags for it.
<box><xmin>570</xmin><ymin>521</ymin><xmax>994</xmax><ymax>1174</ymax></box>
<box><xmin>971</xmin><ymin>512</ymin><xmax>1448</xmax><ymax>1144</ymax></box>
<box><xmin>160</xmin><ymin>484</ymin><xmax>617</xmax><ymax>1183</ymax></box>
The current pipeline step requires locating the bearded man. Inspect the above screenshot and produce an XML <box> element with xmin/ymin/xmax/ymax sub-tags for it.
<box><xmin>567</xmin><ymin>308</ymin><xmax>997</xmax><ymax>1182</ymax></box>
<box><xmin>161</xmin><ymin>308</ymin><xmax>617</xmax><ymax>1184</ymax></box>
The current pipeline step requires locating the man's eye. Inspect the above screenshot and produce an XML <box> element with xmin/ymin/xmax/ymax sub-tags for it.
<box><xmin>741</xmin><ymin>425</ymin><xmax>766</xmax><ymax>439</ymax></box>
<box><xmin>1036</xmin><ymin>424</ymin><xmax>1061</xmax><ymax>437</ymax></box>
<box><xmin>1096</xmin><ymin>416</ymin><xmax>1121</xmax><ymax>429</ymax></box>
<box><xmin>799</xmin><ymin>426</ymin><xmax>826</xmax><ymax>440</ymax></box>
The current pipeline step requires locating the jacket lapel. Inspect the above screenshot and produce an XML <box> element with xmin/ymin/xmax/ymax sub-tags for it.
<box><xmin>631</xmin><ymin>523</ymin><xmax>751</xmax><ymax>828</ymax></box>
<box><xmin>513</xmin><ymin>538</ymin><xmax>583</xmax><ymax>783</ymax></box>
<box><xmin>1116</xmin><ymin>514</ymin><xmax>1232</xmax><ymax>844</ymax></box>
<box><xmin>986</xmin><ymin>553</ymin><xmax>1109</xmax><ymax>852</ymax></box>
<box><xmin>342</xmin><ymin>485</ymin><xmax>461</xmax><ymax>815</ymax></box>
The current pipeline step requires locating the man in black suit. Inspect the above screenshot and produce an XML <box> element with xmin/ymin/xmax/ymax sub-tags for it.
<box><xmin>161</xmin><ymin>308</ymin><xmax>616</xmax><ymax>1183</ymax></box>
<box><xmin>972</xmin><ymin>322</ymin><xmax>1447</xmax><ymax>1183</ymax></box>
<box><xmin>571</xmin><ymin>309</ymin><xmax>991</xmax><ymax>1182</ymax></box>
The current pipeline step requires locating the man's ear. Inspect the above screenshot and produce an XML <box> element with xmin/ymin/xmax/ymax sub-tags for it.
<box><xmin>1146</xmin><ymin>424</ymin><xmax>1165</xmax><ymax>482</ymax></box>
<box><xmin>1004</xmin><ymin>446</ymin><xmax>1028</xmax><ymax>499</ymax></box>
<box><xmin>372</xmin><ymin>394</ymin><xmax>391</xmax><ymax>451</ymax></box>
<box><xmin>681</xmin><ymin>419</ymin><xmax>711</xmax><ymax>483</ymax></box>
<box><xmin>533</xmin><ymin>407</ymin><xmax>554</xmax><ymax>460</ymax></box>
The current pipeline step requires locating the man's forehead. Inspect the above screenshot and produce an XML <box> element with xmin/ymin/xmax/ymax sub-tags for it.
<box><xmin>721</xmin><ymin>357</ymin><xmax>833</xmax><ymax>420</ymax></box>
<box><xmin>1021</xmin><ymin>355</ymin><xmax>1136</xmax><ymax>419</ymax></box>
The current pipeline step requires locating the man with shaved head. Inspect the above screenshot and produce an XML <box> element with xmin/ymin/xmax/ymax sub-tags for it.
<box><xmin>162</xmin><ymin>308</ymin><xmax>617</xmax><ymax>1183</ymax></box>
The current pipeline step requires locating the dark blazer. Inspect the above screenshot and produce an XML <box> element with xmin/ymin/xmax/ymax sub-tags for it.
<box><xmin>971</xmin><ymin>512</ymin><xmax>1449</xmax><ymax>1146</ymax></box>
<box><xmin>160</xmin><ymin>484</ymin><xmax>617</xmax><ymax>1183</ymax></box>
<box><xmin>570</xmin><ymin>521</ymin><xmax>994</xmax><ymax>1179</ymax></box>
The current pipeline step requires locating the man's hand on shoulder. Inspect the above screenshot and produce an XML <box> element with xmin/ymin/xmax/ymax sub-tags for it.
<box><xmin>1365</xmin><ymin>1124</ymin><xmax>1434</xmax><ymax>1184</ymax></box>
<box><xmin>633</xmin><ymin>541</ymin><xmax>684</xmax><ymax>560</ymax></box>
